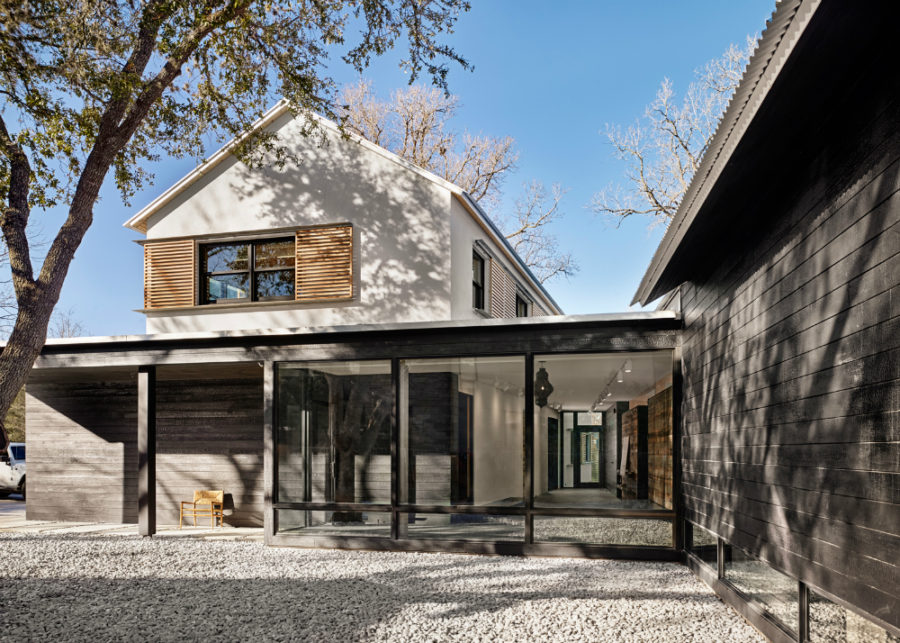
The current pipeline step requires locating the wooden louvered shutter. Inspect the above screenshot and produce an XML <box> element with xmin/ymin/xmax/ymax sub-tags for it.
<box><xmin>295</xmin><ymin>224</ymin><xmax>353</xmax><ymax>301</ymax></box>
<box><xmin>144</xmin><ymin>239</ymin><xmax>196</xmax><ymax>309</ymax></box>
<box><xmin>489</xmin><ymin>259</ymin><xmax>516</xmax><ymax>318</ymax></box>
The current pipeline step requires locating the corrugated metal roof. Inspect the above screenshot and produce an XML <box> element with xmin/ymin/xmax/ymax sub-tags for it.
<box><xmin>633</xmin><ymin>0</ymin><xmax>821</xmax><ymax>305</ymax></box>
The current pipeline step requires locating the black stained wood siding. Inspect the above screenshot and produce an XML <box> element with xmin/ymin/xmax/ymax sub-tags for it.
<box><xmin>679</xmin><ymin>98</ymin><xmax>900</xmax><ymax>627</ymax></box>
<box><xmin>156</xmin><ymin>377</ymin><xmax>264</xmax><ymax>527</ymax></box>
<box><xmin>25</xmin><ymin>377</ymin><xmax>138</xmax><ymax>524</ymax></box>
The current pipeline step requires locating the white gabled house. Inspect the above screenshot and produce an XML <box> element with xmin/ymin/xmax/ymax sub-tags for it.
<box><xmin>125</xmin><ymin>103</ymin><xmax>560</xmax><ymax>335</ymax></box>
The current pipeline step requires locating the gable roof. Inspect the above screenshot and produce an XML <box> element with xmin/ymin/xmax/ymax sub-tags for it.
<box><xmin>122</xmin><ymin>101</ymin><xmax>562</xmax><ymax>315</ymax></box>
<box><xmin>632</xmin><ymin>0</ymin><xmax>819</xmax><ymax>306</ymax></box>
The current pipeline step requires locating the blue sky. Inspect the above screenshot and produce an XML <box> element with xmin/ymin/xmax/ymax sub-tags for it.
<box><xmin>45</xmin><ymin>0</ymin><xmax>774</xmax><ymax>336</ymax></box>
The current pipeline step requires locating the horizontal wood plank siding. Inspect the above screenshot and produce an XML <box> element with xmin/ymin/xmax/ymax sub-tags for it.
<box><xmin>156</xmin><ymin>376</ymin><xmax>264</xmax><ymax>527</ymax></box>
<box><xmin>25</xmin><ymin>379</ymin><xmax>138</xmax><ymax>524</ymax></box>
<box><xmin>144</xmin><ymin>239</ymin><xmax>195</xmax><ymax>309</ymax></box>
<box><xmin>295</xmin><ymin>225</ymin><xmax>353</xmax><ymax>301</ymax></box>
<box><xmin>680</xmin><ymin>95</ymin><xmax>900</xmax><ymax>629</ymax></box>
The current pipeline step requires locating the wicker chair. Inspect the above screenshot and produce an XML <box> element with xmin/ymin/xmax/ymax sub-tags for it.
<box><xmin>179</xmin><ymin>490</ymin><xmax>225</xmax><ymax>528</ymax></box>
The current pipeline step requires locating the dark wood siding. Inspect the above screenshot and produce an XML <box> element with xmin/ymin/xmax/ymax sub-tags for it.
<box><xmin>26</xmin><ymin>375</ymin><xmax>138</xmax><ymax>523</ymax></box>
<box><xmin>680</xmin><ymin>98</ymin><xmax>900</xmax><ymax>628</ymax></box>
<box><xmin>25</xmin><ymin>368</ymin><xmax>264</xmax><ymax>528</ymax></box>
<box><xmin>156</xmin><ymin>375</ymin><xmax>264</xmax><ymax>527</ymax></box>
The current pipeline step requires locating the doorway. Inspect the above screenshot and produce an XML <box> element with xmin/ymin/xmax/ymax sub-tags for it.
<box><xmin>573</xmin><ymin>428</ymin><xmax>602</xmax><ymax>487</ymax></box>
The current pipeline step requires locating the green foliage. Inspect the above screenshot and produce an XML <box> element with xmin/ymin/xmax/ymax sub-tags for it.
<box><xmin>0</xmin><ymin>0</ymin><xmax>471</xmax><ymax>208</ymax></box>
<box><xmin>4</xmin><ymin>388</ymin><xmax>25</xmax><ymax>442</ymax></box>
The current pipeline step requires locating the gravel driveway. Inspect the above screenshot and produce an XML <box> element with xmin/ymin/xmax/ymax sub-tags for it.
<box><xmin>0</xmin><ymin>533</ymin><xmax>762</xmax><ymax>642</ymax></box>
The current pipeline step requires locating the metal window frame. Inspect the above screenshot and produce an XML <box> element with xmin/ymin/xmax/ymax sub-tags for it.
<box><xmin>267</xmin><ymin>346</ymin><xmax>678</xmax><ymax>559</ymax></box>
<box><xmin>201</xmin><ymin>236</ymin><xmax>296</xmax><ymax>304</ymax></box>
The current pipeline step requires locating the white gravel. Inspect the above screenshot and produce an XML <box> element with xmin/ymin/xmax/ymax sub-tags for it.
<box><xmin>0</xmin><ymin>533</ymin><xmax>763</xmax><ymax>642</ymax></box>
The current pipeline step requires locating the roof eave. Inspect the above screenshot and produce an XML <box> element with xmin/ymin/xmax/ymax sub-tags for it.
<box><xmin>632</xmin><ymin>0</ymin><xmax>821</xmax><ymax>306</ymax></box>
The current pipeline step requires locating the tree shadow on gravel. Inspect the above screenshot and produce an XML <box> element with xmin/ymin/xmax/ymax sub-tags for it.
<box><xmin>0</xmin><ymin>536</ymin><xmax>729</xmax><ymax>642</ymax></box>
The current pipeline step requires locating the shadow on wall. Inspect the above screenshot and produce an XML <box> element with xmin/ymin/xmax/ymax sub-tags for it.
<box><xmin>155</xmin><ymin>365</ymin><xmax>265</xmax><ymax>527</ymax></box>
<box><xmin>150</xmin><ymin>114</ymin><xmax>455</xmax><ymax>330</ymax></box>
<box><xmin>691</xmin><ymin>101</ymin><xmax>899</xmax><ymax>622</ymax></box>
<box><xmin>25</xmin><ymin>371</ymin><xmax>138</xmax><ymax>525</ymax></box>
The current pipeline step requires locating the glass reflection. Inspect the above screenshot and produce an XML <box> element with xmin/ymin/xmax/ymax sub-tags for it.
<box><xmin>255</xmin><ymin>269</ymin><xmax>295</xmax><ymax>299</ymax></box>
<box><xmin>724</xmin><ymin>545</ymin><xmax>798</xmax><ymax>633</ymax></box>
<box><xmin>399</xmin><ymin>513</ymin><xmax>524</xmax><ymax>542</ymax></box>
<box><xmin>533</xmin><ymin>516</ymin><xmax>672</xmax><ymax>546</ymax></box>
<box><xmin>400</xmin><ymin>357</ymin><xmax>525</xmax><ymax>507</ymax></box>
<box><xmin>277</xmin><ymin>361</ymin><xmax>392</xmax><ymax>509</ymax></box>
<box><xmin>205</xmin><ymin>242</ymin><xmax>249</xmax><ymax>273</ymax></box>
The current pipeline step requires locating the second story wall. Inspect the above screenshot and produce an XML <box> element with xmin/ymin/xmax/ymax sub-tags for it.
<box><xmin>140</xmin><ymin>111</ymin><xmax>455</xmax><ymax>333</ymax></box>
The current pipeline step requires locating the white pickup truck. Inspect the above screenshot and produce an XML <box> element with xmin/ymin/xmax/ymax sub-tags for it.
<box><xmin>0</xmin><ymin>442</ymin><xmax>25</xmax><ymax>500</ymax></box>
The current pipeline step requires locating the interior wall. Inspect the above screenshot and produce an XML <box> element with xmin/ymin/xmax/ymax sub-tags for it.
<box><xmin>470</xmin><ymin>379</ymin><xmax>523</xmax><ymax>504</ymax></box>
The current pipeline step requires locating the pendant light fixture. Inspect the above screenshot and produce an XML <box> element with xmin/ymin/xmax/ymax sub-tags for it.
<box><xmin>534</xmin><ymin>361</ymin><xmax>554</xmax><ymax>408</ymax></box>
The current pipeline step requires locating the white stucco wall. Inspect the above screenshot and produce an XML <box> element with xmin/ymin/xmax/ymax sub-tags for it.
<box><xmin>143</xmin><ymin>112</ymin><xmax>455</xmax><ymax>333</ymax></box>
<box><xmin>448</xmin><ymin>197</ymin><xmax>553</xmax><ymax>320</ymax></box>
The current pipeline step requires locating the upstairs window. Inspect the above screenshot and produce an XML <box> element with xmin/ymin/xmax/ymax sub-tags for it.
<box><xmin>515</xmin><ymin>293</ymin><xmax>529</xmax><ymax>317</ymax></box>
<box><xmin>472</xmin><ymin>251</ymin><xmax>486</xmax><ymax>310</ymax></box>
<box><xmin>202</xmin><ymin>237</ymin><xmax>295</xmax><ymax>304</ymax></box>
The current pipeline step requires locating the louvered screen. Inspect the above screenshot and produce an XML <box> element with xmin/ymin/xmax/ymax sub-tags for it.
<box><xmin>489</xmin><ymin>259</ymin><xmax>517</xmax><ymax>319</ymax></box>
<box><xmin>144</xmin><ymin>239</ymin><xmax>196</xmax><ymax>309</ymax></box>
<box><xmin>295</xmin><ymin>225</ymin><xmax>353</xmax><ymax>301</ymax></box>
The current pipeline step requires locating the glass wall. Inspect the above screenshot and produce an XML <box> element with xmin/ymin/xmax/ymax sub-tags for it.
<box><xmin>533</xmin><ymin>352</ymin><xmax>674</xmax><ymax>511</ymax></box>
<box><xmin>276</xmin><ymin>360</ymin><xmax>392</xmax><ymax>533</ymax></box>
<box><xmin>273</xmin><ymin>351</ymin><xmax>677</xmax><ymax>551</ymax></box>
<box><xmin>400</xmin><ymin>356</ymin><xmax>525</xmax><ymax>508</ymax></box>
<box><xmin>724</xmin><ymin>544</ymin><xmax>798</xmax><ymax>635</ymax></box>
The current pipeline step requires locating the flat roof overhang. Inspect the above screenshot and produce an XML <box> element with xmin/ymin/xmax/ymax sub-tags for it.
<box><xmin>30</xmin><ymin>312</ymin><xmax>681</xmax><ymax>370</ymax></box>
<box><xmin>634</xmin><ymin>1</ymin><xmax>900</xmax><ymax>305</ymax></box>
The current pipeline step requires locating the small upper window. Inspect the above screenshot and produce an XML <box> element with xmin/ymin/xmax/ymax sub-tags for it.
<box><xmin>202</xmin><ymin>237</ymin><xmax>295</xmax><ymax>304</ymax></box>
<box><xmin>515</xmin><ymin>293</ymin><xmax>529</xmax><ymax>318</ymax></box>
<box><xmin>472</xmin><ymin>251</ymin><xmax>486</xmax><ymax>310</ymax></box>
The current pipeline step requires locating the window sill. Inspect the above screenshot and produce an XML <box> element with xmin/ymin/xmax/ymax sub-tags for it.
<box><xmin>139</xmin><ymin>296</ymin><xmax>354</xmax><ymax>314</ymax></box>
<box><xmin>473</xmin><ymin>307</ymin><xmax>491</xmax><ymax>319</ymax></box>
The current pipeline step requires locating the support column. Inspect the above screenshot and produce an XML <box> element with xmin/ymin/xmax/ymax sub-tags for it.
<box><xmin>137</xmin><ymin>366</ymin><xmax>156</xmax><ymax>537</ymax></box>
<box><xmin>524</xmin><ymin>353</ymin><xmax>534</xmax><ymax>545</ymax></box>
<box><xmin>263</xmin><ymin>361</ymin><xmax>276</xmax><ymax>544</ymax></box>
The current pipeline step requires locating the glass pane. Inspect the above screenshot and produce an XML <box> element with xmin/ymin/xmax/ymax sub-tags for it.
<box><xmin>724</xmin><ymin>545</ymin><xmax>798</xmax><ymax>633</ymax></box>
<box><xmin>205</xmin><ymin>242</ymin><xmax>249</xmax><ymax>272</ymax></box>
<box><xmin>400</xmin><ymin>513</ymin><xmax>524</xmax><ymax>542</ymax></box>
<box><xmin>276</xmin><ymin>509</ymin><xmax>391</xmax><ymax>537</ymax></box>
<box><xmin>533</xmin><ymin>516</ymin><xmax>672</xmax><ymax>546</ymax></box>
<box><xmin>577</xmin><ymin>412</ymin><xmax>603</xmax><ymax>426</ymax></box>
<box><xmin>533</xmin><ymin>352</ymin><xmax>674</xmax><ymax>510</ymax></box>
<box><xmin>207</xmin><ymin>273</ymin><xmax>249</xmax><ymax>301</ymax></box>
<box><xmin>472</xmin><ymin>253</ymin><xmax>483</xmax><ymax>286</ymax></box>
<box><xmin>276</xmin><ymin>360</ymin><xmax>392</xmax><ymax>504</ymax></box>
<box><xmin>401</xmin><ymin>357</ymin><xmax>525</xmax><ymax>507</ymax></box>
<box><xmin>810</xmin><ymin>590</ymin><xmax>900</xmax><ymax>642</ymax></box>
<box><xmin>256</xmin><ymin>269</ymin><xmax>295</xmax><ymax>299</ymax></box>
<box><xmin>689</xmin><ymin>522</ymin><xmax>718</xmax><ymax>567</ymax></box>
<box><xmin>255</xmin><ymin>239</ymin><xmax>295</xmax><ymax>270</ymax></box>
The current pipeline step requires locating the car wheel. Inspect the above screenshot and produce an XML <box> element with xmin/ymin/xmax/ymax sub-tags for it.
<box><xmin>0</xmin><ymin>492</ymin><xmax>9</xmax><ymax>499</ymax></box>
<box><xmin>18</xmin><ymin>478</ymin><xmax>25</xmax><ymax>501</ymax></box>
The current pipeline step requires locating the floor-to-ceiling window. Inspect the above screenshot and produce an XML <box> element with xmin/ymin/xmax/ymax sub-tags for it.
<box><xmin>272</xmin><ymin>348</ymin><xmax>676</xmax><ymax>555</ymax></box>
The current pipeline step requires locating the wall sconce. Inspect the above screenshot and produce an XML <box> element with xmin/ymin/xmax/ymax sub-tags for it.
<box><xmin>616</xmin><ymin>369</ymin><xmax>624</xmax><ymax>383</ymax></box>
<box><xmin>534</xmin><ymin>361</ymin><xmax>554</xmax><ymax>408</ymax></box>
<box><xmin>624</xmin><ymin>359</ymin><xmax>632</xmax><ymax>374</ymax></box>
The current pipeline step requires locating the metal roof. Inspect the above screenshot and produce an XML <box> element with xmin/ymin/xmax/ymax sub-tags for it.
<box><xmin>632</xmin><ymin>0</ymin><xmax>821</xmax><ymax>305</ymax></box>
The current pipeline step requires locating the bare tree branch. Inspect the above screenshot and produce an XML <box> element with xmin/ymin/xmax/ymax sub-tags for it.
<box><xmin>593</xmin><ymin>36</ymin><xmax>757</xmax><ymax>227</ymax></box>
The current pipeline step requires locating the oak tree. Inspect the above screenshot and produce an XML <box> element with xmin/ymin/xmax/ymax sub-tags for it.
<box><xmin>0</xmin><ymin>0</ymin><xmax>471</xmax><ymax>450</ymax></box>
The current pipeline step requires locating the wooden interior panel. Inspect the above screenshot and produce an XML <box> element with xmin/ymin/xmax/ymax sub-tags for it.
<box><xmin>648</xmin><ymin>387</ymin><xmax>673</xmax><ymax>510</ymax></box>
<box><xmin>295</xmin><ymin>224</ymin><xmax>353</xmax><ymax>301</ymax></box>
<box><xmin>144</xmin><ymin>239</ymin><xmax>195</xmax><ymax>309</ymax></box>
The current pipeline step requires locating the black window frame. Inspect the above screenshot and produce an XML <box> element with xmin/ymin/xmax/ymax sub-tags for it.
<box><xmin>201</xmin><ymin>236</ymin><xmax>296</xmax><ymax>305</ymax></box>
<box><xmin>515</xmin><ymin>292</ymin><xmax>529</xmax><ymax>318</ymax></box>
<box><xmin>472</xmin><ymin>250</ymin><xmax>486</xmax><ymax>311</ymax></box>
